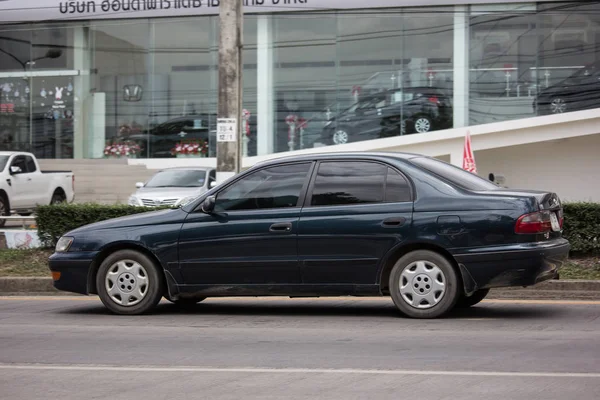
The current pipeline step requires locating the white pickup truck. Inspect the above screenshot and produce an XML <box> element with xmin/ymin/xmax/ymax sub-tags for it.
<box><xmin>0</xmin><ymin>152</ymin><xmax>75</xmax><ymax>227</ymax></box>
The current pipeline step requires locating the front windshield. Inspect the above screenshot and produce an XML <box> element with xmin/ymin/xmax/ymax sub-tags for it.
<box><xmin>0</xmin><ymin>156</ymin><xmax>8</xmax><ymax>172</ymax></box>
<box><xmin>144</xmin><ymin>169</ymin><xmax>207</xmax><ymax>188</ymax></box>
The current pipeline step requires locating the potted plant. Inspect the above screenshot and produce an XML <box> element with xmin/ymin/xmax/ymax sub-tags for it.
<box><xmin>103</xmin><ymin>141</ymin><xmax>142</xmax><ymax>159</ymax></box>
<box><xmin>171</xmin><ymin>139</ymin><xmax>208</xmax><ymax>158</ymax></box>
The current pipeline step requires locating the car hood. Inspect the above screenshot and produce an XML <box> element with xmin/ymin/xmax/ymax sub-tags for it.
<box><xmin>68</xmin><ymin>208</ymin><xmax>188</xmax><ymax>236</ymax></box>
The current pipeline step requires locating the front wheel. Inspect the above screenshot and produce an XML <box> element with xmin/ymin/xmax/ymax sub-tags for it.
<box><xmin>389</xmin><ymin>250</ymin><xmax>460</xmax><ymax>319</ymax></box>
<box><xmin>455</xmin><ymin>289</ymin><xmax>490</xmax><ymax>308</ymax></box>
<box><xmin>331</xmin><ymin>128</ymin><xmax>351</xmax><ymax>145</ymax></box>
<box><xmin>96</xmin><ymin>250</ymin><xmax>164</xmax><ymax>315</ymax></box>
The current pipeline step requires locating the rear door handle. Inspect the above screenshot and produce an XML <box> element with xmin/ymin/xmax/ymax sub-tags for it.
<box><xmin>382</xmin><ymin>217</ymin><xmax>405</xmax><ymax>227</ymax></box>
<box><xmin>269</xmin><ymin>222</ymin><xmax>293</xmax><ymax>233</ymax></box>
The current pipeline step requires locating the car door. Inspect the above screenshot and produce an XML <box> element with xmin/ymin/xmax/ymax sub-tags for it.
<box><xmin>178</xmin><ymin>162</ymin><xmax>314</xmax><ymax>285</ymax></box>
<box><xmin>24</xmin><ymin>155</ymin><xmax>48</xmax><ymax>205</ymax></box>
<box><xmin>7</xmin><ymin>155</ymin><xmax>34</xmax><ymax>208</ymax></box>
<box><xmin>298</xmin><ymin>160</ymin><xmax>414</xmax><ymax>285</ymax></box>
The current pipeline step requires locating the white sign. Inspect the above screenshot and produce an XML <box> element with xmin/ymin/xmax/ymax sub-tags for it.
<box><xmin>216</xmin><ymin>118</ymin><xmax>237</xmax><ymax>142</ymax></box>
<box><xmin>2</xmin><ymin>230</ymin><xmax>42</xmax><ymax>249</ymax></box>
<box><xmin>0</xmin><ymin>0</ymin><xmax>561</xmax><ymax>23</ymax></box>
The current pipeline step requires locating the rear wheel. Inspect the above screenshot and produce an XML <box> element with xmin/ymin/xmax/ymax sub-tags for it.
<box><xmin>456</xmin><ymin>289</ymin><xmax>490</xmax><ymax>308</ymax></box>
<box><xmin>332</xmin><ymin>128</ymin><xmax>350</xmax><ymax>145</ymax></box>
<box><xmin>96</xmin><ymin>249</ymin><xmax>164</xmax><ymax>315</ymax></box>
<box><xmin>50</xmin><ymin>191</ymin><xmax>66</xmax><ymax>205</ymax></box>
<box><xmin>550</xmin><ymin>97</ymin><xmax>567</xmax><ymax>114</ymax></box>
<box><xmin>389</xmin><ymin>250</ymin><xmax>459</xmax><ymax>319</ymax></box>
<box><xmin>413</xmin><ymin>116</ymin><xmax>432</xmax><ymax>133</ymax></box>
<box><xmin>0</xmin><ymin>195</ymin><xmax>8</xmax><ymax>228</ymax></box>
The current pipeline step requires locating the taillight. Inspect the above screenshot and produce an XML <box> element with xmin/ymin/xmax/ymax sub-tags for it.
<box><xmin>515</xmin><ymin>211</ymin><xmax>552</xmax><ymax>234</ymax></box>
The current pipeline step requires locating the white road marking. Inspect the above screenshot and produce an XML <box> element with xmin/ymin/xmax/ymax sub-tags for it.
<box><xmin>0</xmin><ymin>364</ymin><xmax>598</xmax><ymax>378</ymax></box>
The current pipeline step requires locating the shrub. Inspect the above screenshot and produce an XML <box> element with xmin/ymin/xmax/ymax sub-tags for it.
<box><xmin>36</xmin><ymin>203</ymin><xmax>171</xmax><ymax>247</ymax></box>
<box><xmin>563</xmin><ymin>203</ymin><xmax>600</xmax><ymax>255</ymax></box>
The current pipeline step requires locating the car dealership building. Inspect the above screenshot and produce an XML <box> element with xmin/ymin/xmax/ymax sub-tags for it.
<box><xmin>1</xmin><ymin>0</ymin><xmax>600</xmax><ymax>202</ymax></box>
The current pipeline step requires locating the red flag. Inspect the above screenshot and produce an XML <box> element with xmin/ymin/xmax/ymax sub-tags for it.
<box><xmin>463</xmin><ymin>130</ymin><xmax>477</xmax><ymax>173</ymax></box>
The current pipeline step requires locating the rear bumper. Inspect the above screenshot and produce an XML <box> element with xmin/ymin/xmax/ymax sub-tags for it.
<box><xmin>453</xmin><ymin>238</ymin><xmax>570</xmax><ymax>289</ymax></box>
<box><xmin>48</xmin><ymin>252</ymin><xmax>97</xmax><ymax>295</ymax></box>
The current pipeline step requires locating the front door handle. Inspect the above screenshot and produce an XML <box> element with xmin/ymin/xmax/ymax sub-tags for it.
<box><xmin>382</xmin><ymin>217</ymin><xmax>405</xmax><ymax>227</ymax></box>
<box><xmin>269</xmin><ymin>222</ymin><xmax>292</xmax><ymax>233</ymax></box>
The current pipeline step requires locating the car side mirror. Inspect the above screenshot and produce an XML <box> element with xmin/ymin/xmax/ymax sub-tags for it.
<box><xmin>10</xmin><ymin>166</ymin><xmax>22</xmax><ymax>175</ymax></box>
<box><xmin>209</xmin><ymin>180</ymin><xmax>217</xmax><ymax>189</ymax></box>
<box><xmin>136</xmin><ymin>182</ymin><xmax>144</xmax><ymax>189</ymax></box>
<box><xmin>201</xmin><ymin>195</ymin><xmax>216</xmax><ymax>214</ymax></box>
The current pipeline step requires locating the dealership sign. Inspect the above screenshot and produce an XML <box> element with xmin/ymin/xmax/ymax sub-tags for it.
<box><xmin>0</xmin><ymin>0</ymin><xmax>559</xmax><ymax>23</ymax></box>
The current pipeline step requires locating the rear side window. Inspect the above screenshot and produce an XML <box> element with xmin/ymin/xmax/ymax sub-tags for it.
<box><xmin>25</xmin><ymin>156</ymin><xmax>37</xmax><ymax>173</ymax></box>
<box><xmin>10</xmin><ymin>156</ymin><xmax>27</xmax><ymax>173</ymax></box>
<box><xmin>385</xmin><ymin>168</ymin><xmax>411</xmax><ymax>203</ymax></box>
<box><xmin>310</xmin><ymin>162</ymin><xmax>387</xmax><ymax>206</ymax></box>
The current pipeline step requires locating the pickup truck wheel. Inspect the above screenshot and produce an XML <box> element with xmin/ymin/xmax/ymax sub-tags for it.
<box><xmin>455</xmin><ymin>289</ymin><xmax>490</xmax><ymax>308</ymax></box>
<box><xmin>0</xmin><ymin>195</ymin><xmax>8</xmax><ymax>228</ymax></box>
<box><xmin>50</xmin><ymin>192</ymin><xmax>66</xmax><ymax>205</ymax></box>
<box><xmin>389</xmin><ymin>250</ymin><xmax>459</xmax><ymax>319</ymax></box>
<box><xmin>96</xmin><ymin>250</ymin><xmax>164</xmax><ymax>315</ymax></box>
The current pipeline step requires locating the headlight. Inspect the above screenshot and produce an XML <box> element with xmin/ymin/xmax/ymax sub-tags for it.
<box><xmin>55</xmin><ymin>236</ymin><xmax>74</xmax><ymax>253</ymax></box>
<box><xmin>175</xmin><ymin>196</ymin><xmax>196</xmax><ymax>207</ymax></box>
<box><xmin>128</xmin><ymin>195</ymin><xmax>141</xmax><ymax>206</ymax></box>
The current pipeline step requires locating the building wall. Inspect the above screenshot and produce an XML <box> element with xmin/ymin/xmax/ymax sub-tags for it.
<box><xmin>474</xmin><ymin>134</ymin><xmax>600</xmax><ymax>202</ymax></box>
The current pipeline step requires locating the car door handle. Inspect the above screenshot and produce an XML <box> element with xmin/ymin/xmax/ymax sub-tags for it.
<box><xmin>269</xmin><ymin>222</ymin><xmax>292</xmax><ymax>233</ymax></box>
<box><xmin>382</xmin><ymin>217</ymin><xmax>405</xmax><ymax>227</ymax></box>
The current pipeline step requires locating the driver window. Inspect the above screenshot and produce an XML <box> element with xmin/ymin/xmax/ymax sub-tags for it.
<box><xmin>215</xmin><ymin>163</ymin><xmax>311</xmax><ymax>212</ymax></box>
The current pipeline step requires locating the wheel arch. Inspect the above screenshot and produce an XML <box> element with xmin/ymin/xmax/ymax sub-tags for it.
<box><xmin>87</xmin><ymin>242</ymin><xmax>176</xmax><ymax>299</ymax></box>
<box><xmin>377</xmin><ymin>241</ymin><xmax>477</xmax><ymax>296</ymax></box>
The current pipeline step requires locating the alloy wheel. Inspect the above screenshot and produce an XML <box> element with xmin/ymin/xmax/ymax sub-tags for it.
<box><xmin>414</xmin><ymin>118</ymin><xmax>432</xmax><ymax>133</ymax></box>
<box><xmin>550</xmin><ymin>98</ymin><xmax>567</xmax><ymax>114</ymax></box>
<box><xmin>399</xmin><ymin>260</ymin><xmax>446</xmax><ymax>309</ymax></box>
<box><xmin>333</xmin><ymin>130</ymin><xmax>349</xmax><ymax>145</ymax></box>
<box><xmin>105</xmin><ymin>260</ymin><xmax>149</xmax><ymax>307</ymax></box>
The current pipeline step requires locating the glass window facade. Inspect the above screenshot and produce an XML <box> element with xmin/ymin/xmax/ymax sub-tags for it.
<box><xmin>1</xmin><ymin>1</ymin><xmax>600</xmax><ymax>159</ymax></box>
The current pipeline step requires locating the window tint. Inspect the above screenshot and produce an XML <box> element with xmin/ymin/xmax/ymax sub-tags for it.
<box><xmin>386</xmin><ymin>168</ymin><xmax>411</xmax><ymax>202</ymax></box>
<box><xmin>311</xmin><ymin>162</ymin><xmax>386</xmax><ymax>206</ymax></box>
<box><xmin>215</xmin><ymin>163</ymin><xmax>311</xmax><ymax>211</ymax></box>
<box><xmin>410</xmin><ymin>157</ymin><xmax>498</xmax><ymax>191</ymax></box>
<box><xmin>25</xmin><ymin>156</ymin><xmax>36</xmax><ymax>173</ymax></box>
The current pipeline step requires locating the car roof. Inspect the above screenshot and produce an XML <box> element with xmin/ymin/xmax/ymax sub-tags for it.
<box><xmin>253</xmin><ymin>151</ymin><xmax>424</xmax><ymax>168</ymax></box>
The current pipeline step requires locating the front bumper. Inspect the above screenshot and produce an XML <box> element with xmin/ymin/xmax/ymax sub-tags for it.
<box><xmin>48</xmin><ymin>251</ymin><xmax>97</xmax><ymax>295</ymax></box>
<box><xmin>453</xmin><ymin>238</ymin><xmax>570</xmax><ymax>290</ymax></box>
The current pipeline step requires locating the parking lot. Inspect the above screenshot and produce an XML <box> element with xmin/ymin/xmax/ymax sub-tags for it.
<box><xmin>1</xmin><ymin>296</ymin><xmax>599</xmax><ymax>399</ymax></box>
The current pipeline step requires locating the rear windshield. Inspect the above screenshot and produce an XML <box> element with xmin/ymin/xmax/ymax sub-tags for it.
<box><xmin>410</xmin><ymin>157</ymin><xmax>499</xmax><ymax>191</ymax></box>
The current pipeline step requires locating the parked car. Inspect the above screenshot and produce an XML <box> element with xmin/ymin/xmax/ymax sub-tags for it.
<box><xmin>49</xmin><ymin>152</ymin><xmax>569</xmax><ymax>318</ymax></box>
<box><xmin>128</xmin><ymin>167</ymin><xmax>217</xmax><ymax>208</ymax></box>
<box><xmin>536</xmin><ymin>63</ymin><xmax>600</xmax><ymax>115</ymax></box>
<box><xmin>0</xmin><ymin>151</ymin><xmax>74</xmax><ymax>227</ymax></box>
<box><xmin>321</xmin><ymin>88</ymin><xmax>452</xmax><ymax>145</ymax></box>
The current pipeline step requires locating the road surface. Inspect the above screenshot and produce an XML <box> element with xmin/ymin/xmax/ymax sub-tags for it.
<box><xmin>0</xmin><ymin>296</ymin><xmax>599</xmax><ymax>399</ymax></box>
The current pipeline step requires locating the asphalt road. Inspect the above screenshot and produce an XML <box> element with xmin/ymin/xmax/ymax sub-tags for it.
<box><xmin>0</xmin><ymin>296</ymin><xmax>599</xmax><ymax>400</ymax></box>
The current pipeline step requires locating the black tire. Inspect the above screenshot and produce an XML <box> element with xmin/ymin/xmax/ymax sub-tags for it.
<box><xmin>389</xmin><ymin>250</ymin><xmax>460</xmax><ymax>319</ymax></box>
<box><xmin>456</xmin><ymin>289</ymin><xmax>490</xmax><ymax>308</ymax></box>
<box><xmin>0</xmin><ymin>194</ymin><xmax>9</xmax><ymax>228</ymax></box>
<box><xmin>96</xmin><ymin>249</ymin><xmax>164</xmax><ymax>315</ymax></box>
<box><xmin>412</xmin><ymin>116</ymin><xmax>432</xmax><ymax>134</ymax></box>
<box><xmin>51</xmin><ymin>191</ymin><xmax>66</xmax><ymax>205</ymax></box>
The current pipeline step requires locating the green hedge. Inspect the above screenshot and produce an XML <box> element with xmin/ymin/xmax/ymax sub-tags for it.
<box><xmin>562</xmin><ymin>203</ymin><xmax>600</xmax><ymax>255</ymax></box>
<box><xmin>35</xmin><ymin>202</ymin><xmax>600</xmax><ymax>254</ymax></box>
<box><xmin>36</xmin><ymin>203</ymin><xmax>171</xmax><ymax>247</ymax></box>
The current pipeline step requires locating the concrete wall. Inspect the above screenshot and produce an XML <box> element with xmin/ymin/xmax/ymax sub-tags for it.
<box><xmin>474</xmin><ymin>134</ymin><xmax>600</xmax><ymax>202</ymax></box>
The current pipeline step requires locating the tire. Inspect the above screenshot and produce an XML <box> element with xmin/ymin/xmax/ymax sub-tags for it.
<box><xmin>455</xmin><ymin>289</ymin><xmax>490</xmax><ymax>308</ymax></box>
<box><xmin>389</xmin><ymin>250</ymin><xmax>460</xmax><ymax>319</ymax></box>
<box><xmin>51</xmin><ymin>191</ymin><xmax>66</xmax><ymax>205</ymax></box>
<box><xmin>549</xmin><ymin>97</ymin><xmax>567</xmax><ymax>114</ymax></box>
<box><xmin>413</xmin><ymin>116</ymin><xmax>432</xmax><ymax>133</ymax></box>
<box><xmin>96</xmin><ymin>249</ymin><xmax>165</xmax><ymax>315</ymax></box>
<box><xmin>0</xmin><ymin>195</ymin><xmax>9</xmax><ymax>228</ymax></box>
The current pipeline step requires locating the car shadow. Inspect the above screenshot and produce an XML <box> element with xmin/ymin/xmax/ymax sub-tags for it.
<box><xmin>56</xmin><ymin>298</ymin><xmax>564</xmax><ymax>320</ymax></box>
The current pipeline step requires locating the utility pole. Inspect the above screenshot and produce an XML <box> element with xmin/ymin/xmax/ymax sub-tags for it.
<box><xmin>216</xmin><ymin>0</ymin><xmax>243</xmax><ymax>184</ymax></box>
